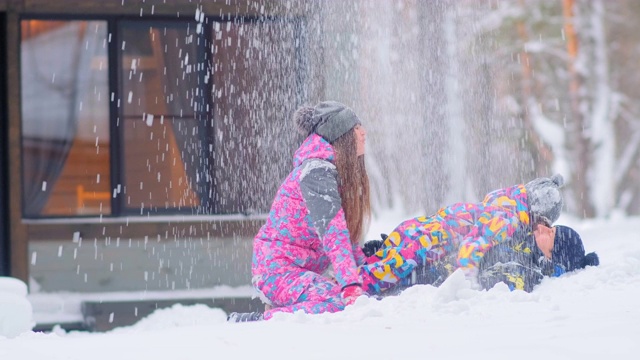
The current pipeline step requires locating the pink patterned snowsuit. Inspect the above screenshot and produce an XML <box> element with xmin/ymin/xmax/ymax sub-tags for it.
<box><xmin>252</xmin><ymin>134</ymin><xmax>366</xmax><ymax>319</ymax></box>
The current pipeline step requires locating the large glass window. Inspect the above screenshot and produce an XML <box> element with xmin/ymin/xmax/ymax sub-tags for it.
<box><xmin>120</xmin><ymin>21</ymin><xmax>211</xmax><ymax>215</ymax></box>
<box><xmin>21</xmin><ymin>20</ymin><xmax>110</xmax><ymax>217</ymax></box>
<box><xmin>20</xmin><ymin>17</ymin><xmax>302</xmax><ymax>218</ymax></box>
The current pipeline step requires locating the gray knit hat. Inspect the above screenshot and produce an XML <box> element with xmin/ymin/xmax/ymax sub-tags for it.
<box><xmin>294</xmin><ymin>101</ymin><xmax>361</xmax><ymax>143</ymax></box>
<box><xmin>525</xmin><ymin>174</ymin><xmax>565</xmax><ymax>225</ymax></box>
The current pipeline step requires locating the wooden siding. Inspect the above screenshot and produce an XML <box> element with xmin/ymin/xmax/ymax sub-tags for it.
<box><xmin>6</xmin><ymin>9</ymin><xmax>29</xmax><ymax>281</ymax></box>
<box><xmin>27</xmin><ymin>217</ymin><xmax>262</xmax><ymax>292</ymax></box>
<box><xmin>0</xmin><ymin>12</ymin><xmax>7</xmax><ymax>276</ymax></box>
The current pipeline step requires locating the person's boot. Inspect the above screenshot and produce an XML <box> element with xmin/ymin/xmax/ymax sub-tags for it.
<box><xmin>227</xmin><ymin>311</ymin><xmax>264</xmax><ymax>323</ymax></box>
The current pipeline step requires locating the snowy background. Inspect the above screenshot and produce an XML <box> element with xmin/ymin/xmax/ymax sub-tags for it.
<box><xmin>4</xmin><ymin>1</ymin><xmax>640</xmax><ymax>358</ymax></box>
<box><xmin>2</xmin><ymin>212</ymin><xmax>639</xmax><ymax>359</ymax></box>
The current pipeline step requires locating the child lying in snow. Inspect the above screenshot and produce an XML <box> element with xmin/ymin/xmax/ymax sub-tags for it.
<box><xmin>359</xmin><ymin>174</ymin><xmax>600</xmax><ymax>294</ymax></box>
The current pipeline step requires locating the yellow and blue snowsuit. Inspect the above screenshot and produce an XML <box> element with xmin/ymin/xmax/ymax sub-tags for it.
<box><xmin>359</xmin><ymin>184</ymin><xmax>550</xmax><ymax>294</ymax></box>
<box><xmin>476</xmin><ymin>236</ymin><xmax>548</xmax><ymax>292</ymax></box>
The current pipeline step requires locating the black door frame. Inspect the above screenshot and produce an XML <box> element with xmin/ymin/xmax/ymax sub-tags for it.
<box><xmin>0</xmin><ymin>12</ymin><xmax>9</xmax><ymax>276</ymax></box>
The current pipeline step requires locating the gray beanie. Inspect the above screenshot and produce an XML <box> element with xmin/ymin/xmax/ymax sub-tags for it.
<box><xmin>525</xmin><ymin>174</ymin><xmax>565</xmax><ymax>225</ymax></box>
<box><xmin>294</xmin><ymin>101</ymin><xmax>361</xmax><ymax>143</ymax></box>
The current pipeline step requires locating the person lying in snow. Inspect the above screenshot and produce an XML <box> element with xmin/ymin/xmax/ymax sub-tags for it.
<box><xmin>358</xmin><ymin>174</ymin><xmax>600</xmax><ymax>295</ymax></box>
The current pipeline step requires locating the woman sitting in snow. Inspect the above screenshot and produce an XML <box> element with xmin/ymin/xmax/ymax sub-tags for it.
<box><xmin>228</xmin><ymin>101</ymin><xmax>371</xmax><ymax>322</ymax></box>
<box><xmin>359</xmin><ymin>174</ymin><xmax>600</xmax><ymax>295</ymax></box>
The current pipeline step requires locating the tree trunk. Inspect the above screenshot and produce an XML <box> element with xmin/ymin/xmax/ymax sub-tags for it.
<box><xmin>563</xmin><ymin>0</ymin><xmax>595</xmax><ymax>218</ymax></box>
<box><xmin>515</xmin><ymin>9</ymin><xmax>554</xmax><ymax>176</ymax></box>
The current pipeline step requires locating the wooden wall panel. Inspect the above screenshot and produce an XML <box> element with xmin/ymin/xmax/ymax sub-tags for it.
<box><xmin>27</xmin><ymin>218</ymin><xmax>262</xmax><ymax>292</ymax></box>
<box><xmin>0</xmin><ymin>12</ymin><xmax>7</xmax><ymax>276</ymax></box>
<box><xmin>29</xmin><ymin>232</ymin><xmax>257</xmax><ymax>292</ymax></box>
<box><xmin>6</xmin><ymin>10</ymin><xmax>29</xmax><ymax>281</ymax></box>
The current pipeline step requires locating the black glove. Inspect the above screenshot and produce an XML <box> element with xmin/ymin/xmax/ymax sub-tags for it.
<box><xmin>362</xmin><ymin>234</ymin><xmax>387</xmax><ymax>257</ymax></box>
<box><xmin>362</xmin><ymin>240</ymin><xmax>382</xmax><ymax>257</ymax></box>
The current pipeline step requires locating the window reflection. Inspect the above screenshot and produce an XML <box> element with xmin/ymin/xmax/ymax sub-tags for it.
<box><xmin>120</xmin><ymin>22</ymin><xmax>209</xmax><ymax>215</ymax></box>
<box><xmin>20</xmin><ymin>18</ymin><xmax>301</xmax><ymax>218</ymax></box>
<box><xmin>21</xmin><ymin>20</ymin><xmax>110</xmax><ymax>217</ymax></box>
<box><xmin>210</xmin><ymin>21</ymin><xmax>299</xmax><ymax>214</ymax></box>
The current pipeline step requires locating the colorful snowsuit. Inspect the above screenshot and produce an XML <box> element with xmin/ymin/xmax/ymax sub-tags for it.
<box><xmin>476</xmin><ymin>236</ymin><xmax>553</xmax><ymax>292</ymax></box>
<box><xmin>478</xmin><ymin>229</ymin><xmax>571</xmax><ymax>291</ymax></box>
<box><xmin>359</xmin><ymin>184</ymin><xmax>546</xmax><ymax>294</ymax></box>
<box><xmin>252</xmin><ymin>134</ymin><xmax>365</xmax><ymax>319</ymax></box>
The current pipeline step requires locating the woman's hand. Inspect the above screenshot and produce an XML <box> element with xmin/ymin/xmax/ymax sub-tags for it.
<box><xmin>341</xmin><ymin>284</ymin><xmax>366</xmax><ymax>306</ymax></box>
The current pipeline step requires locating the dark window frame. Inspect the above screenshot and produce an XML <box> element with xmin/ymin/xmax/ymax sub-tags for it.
<box><xmin>0</xmin><ymin>12</ymin><xmax>9</xmax><ymax>275</ymax></box>
<box><xmin>18</xmin><ymin>13</ymin><xmax>303</xmax><ymax>220</ymax></box>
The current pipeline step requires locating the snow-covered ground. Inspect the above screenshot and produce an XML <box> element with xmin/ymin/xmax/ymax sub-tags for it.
<box><xmin>1</xmin><ymin>213</ymin><xmax>639</xmax><ymax>359</ymax></box>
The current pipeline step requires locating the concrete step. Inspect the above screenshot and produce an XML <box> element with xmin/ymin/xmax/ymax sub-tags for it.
<box><xmin>81</xmin><ymin>296</ymin><xmax>263</xmax><ymax>332</ymax></box>
<box><xmin>32</xmin><ymin>296</ymin><xmax>263</xmax><ymax>333</ymax></box>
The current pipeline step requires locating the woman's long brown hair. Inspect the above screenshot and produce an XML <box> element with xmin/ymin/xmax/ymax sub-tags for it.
<box><xmin>332</xmin><ymin>129</ymin><xmax>371</xmax><ymax>245</ymax></box>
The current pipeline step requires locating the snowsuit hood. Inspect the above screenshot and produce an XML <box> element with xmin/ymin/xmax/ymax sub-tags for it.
<box><xmin>292</xmin><ymin>133</ymin><xmax>336</xmax><ymax>168</ymax></box>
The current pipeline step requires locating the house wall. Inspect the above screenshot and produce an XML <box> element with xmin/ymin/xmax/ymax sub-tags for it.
<box><xmin>27</xmin><ymin>217</ymin><xmax>264</xmax><ymax>292</ymax></box>
<box><xmin>1</xmin><ymin>0</ymin><xmax>324</xmax><ymax>292</ymax></box>
<box><xmin>0</xmin><ymin>11</ymin><xmax>8</xmax><ymax>276</ymax></box>
<box><xmin>5</xmin><ymin>3</ymin><xmax>28</xmax><ymax>282</ymax></box>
